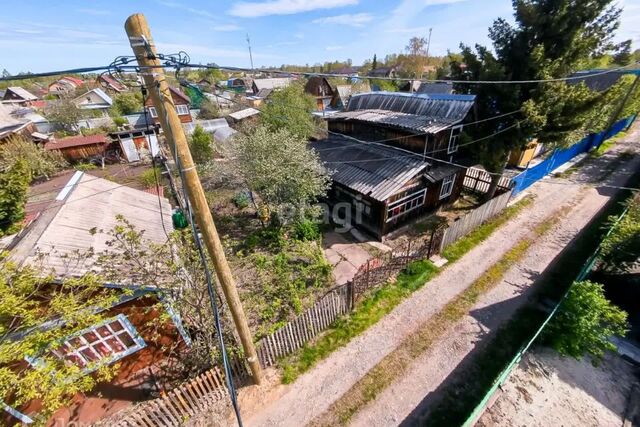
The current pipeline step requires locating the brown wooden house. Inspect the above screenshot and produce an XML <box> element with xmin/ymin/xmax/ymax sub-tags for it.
<box><xmin>314</xmin><ymin>92</ymin><xmax>476</xmax><ymax>239</ymax></box>
<box><xmin>304</xmin><ymin>76</ymin><xmax>334</xmax><ymax>111</ymax></box>
<box><xmin>144</xmin><ymin>87</ymin><xmax>192</xmax><ymax>126</ymax></box>
<box><xmin>44</xmin><ymin>134</ymin><xmax>108</xmax><ymax>162</ymax></box>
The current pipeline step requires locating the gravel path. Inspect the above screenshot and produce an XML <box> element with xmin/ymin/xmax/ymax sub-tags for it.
<box><xmin>244</xmin><ymin>124</ymin><xmax>640</xmax><ymax>427</ymax></box>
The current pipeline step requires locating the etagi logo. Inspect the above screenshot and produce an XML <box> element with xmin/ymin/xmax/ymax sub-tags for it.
<box><xmin>273</xmin><ymin>196</ymin><xmax>367</xmax><ymax>234</ymax></box>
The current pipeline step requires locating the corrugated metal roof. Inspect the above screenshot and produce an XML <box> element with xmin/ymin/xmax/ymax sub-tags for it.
<box><xmin>229</xmin><ymin>108</ymin><xmax>260</xmax><ymax>120</ymax></box>
<box><xmin>13</xmin><ymin>172</ymin><xmax>174</xmax><ymax>277</ymax></box>
<box><xmin>416</xmin><ymin>82</ymin><xmax>454</xmax><ymax>94</ymax></box>
<box><xmin>330</xmin><ymin>91</ymin><xmax>475</xmax><ymax>133</ymax></box>
<box><xmin>45</xmin><ymin>134</ymin><xmax>107</xmax><ymax>150</ymax></box>
<box><xmin>310</xmin><ymin>137</ymin><xmax>427</xmax><ymax>202</ymax></box>
<box><xmin>6</xmin><ymin>87</ymin><xmax>38</xmax><ymax>101</ymax></box>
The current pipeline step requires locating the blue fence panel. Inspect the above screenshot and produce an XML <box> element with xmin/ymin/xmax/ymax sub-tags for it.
<box><xmin>511</xmin><ymin>115</ymin><xmax>636</xmax><ymax>195</ymax></box>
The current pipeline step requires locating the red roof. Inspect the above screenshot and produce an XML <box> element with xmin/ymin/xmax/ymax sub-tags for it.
<box><xmin>45</xmin><ymin>134</ymin><xmax>108</xmax><ymax>150</ymax></box>
<box><xmin>61</xmin><ymin>76</ymin><xmax>85</xmax><ymax>86</ymax></box>
<box><xmin>98</xmin><ymin>75</ymin><xmax>126</xmax><ymax>92</ymax></box>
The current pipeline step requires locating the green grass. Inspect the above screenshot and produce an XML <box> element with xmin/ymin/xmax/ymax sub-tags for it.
<box><xmin>421</xmin><ymin>170</ymin><xmax>640</xmax><ymax>426</ymax></box>
<box><xmin>442</xmin><ymin>195</ymin><xmax>534</xmax><ymax>263</ymax></box>
<box><xmin>313</xmin><ymin>216</ymin><xmax>562</xmax><ymax>426</ymax></box>
<box><xmin>279</xmin><ymin>195</ymin><xmax>535</xmax><ymax>386</ymax></box>
<box><xmin>592</xmin><ymin>131</ymin><xmax>626</xmax><ymax>157</ymax></box>
<box><xmin>281</xmin><ymin>260</ymin><xmax>439</xmax><ymax>384</ymax></box>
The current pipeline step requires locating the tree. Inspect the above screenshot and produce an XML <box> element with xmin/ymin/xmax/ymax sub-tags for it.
<box><xmin>0</xmin><ymin>136</ymin><xmax>67</xmax><ymax>180</ymax></box>
<box><xmin>45</xmin><ymin>99</ymin><xmax>84</xmax><ymax>133</ymax></box>
<box><xmin>598</xmin><ymin>197</ymin><xmax>640</xmax><ymax>273</ymax></box>
<box><xmin>261</xmin><ymin>83</ymin><xmax>317</xmax><ymax>140</ymax></box>
<box><xmin>544</xmin><ymin>280</ymin><xmax>628</xmax><ymax>364</ymax></box>
<box><xmin>612</xmin><ymin>39</ymin><xmax>632</xmax><ymax>65</ymax></box>
<box><xmin>453</xmin><ymin>0</ymin><xmax>625</xmax><ymax>198</ymax></box>
<box><xmin>111</xmin><ymin>91</ymin><xmax>143</xmax><ymax>116</ymax></box>
<box><xmin>189</xmin><ymin>125</ymin><xmax>214</xmax><ymax>164</ymax></box>
<box><xmin>234</xmin><ymin>125</ymin><xmax>330</xmax><ymax>224</ymax></box>
<box><xmin>0</xmin><ymin>254</ymin><xmax>121</xmax><ymax>424</ymax></box>
<box><xmin>372</xmin><ymin>54</ymin><xmax>378</xmax><ymax>70</ymax></box>
<box><xmin>0</xmin><ymin>159</ymin><xmax>30</xmax><ymax>235</ymax></box>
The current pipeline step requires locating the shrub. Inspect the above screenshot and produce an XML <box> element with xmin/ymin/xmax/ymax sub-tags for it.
<box><xmin>232</xmin><ymin>191</ymin><xmax>250</xmax><ymax>209</ymax></box>
<box><xmin>74</xmin><ymin>163</ymin><xmax>97</xmax><ymax>171</ymax></box>
<box><xmin>113</xmin><ymin>116</ymin><xmax>127</xmax><ymax>127</ymax></box>
<box><xmin>292</xmin><ymin>219</ymin><xmax>321</xmax><ymax>241</ymax></box>
<box><xmin>139</xmin><ymin>166</ymin><xmax>162</xmax><ymax>188</ymax></box>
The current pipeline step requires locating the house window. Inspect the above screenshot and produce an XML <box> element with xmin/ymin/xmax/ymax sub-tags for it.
<box><xmin>176</xmin><ymin>104</ymin><xmax>190</xmax><ymax>116</ymax></box>
<box><xmin>386</xmin><ymin>188</ymin><xmax>427</xmax><ymax>222</ymax></box>
<box><xmin>51</xmin><ymin>314</ymin><xmax>145</xmax><ymax>371</ymax></box>
<box><xmin>448</xmin><ymin>125</ymin><xmax>463</xmax><ymax>154</ymax></box>
<box><xmin>440</xmin><ymin>174</ymin><xmax>456</xmax><ymax>199</ymax></box>
<box><xmin>148</xmin><ymin>106</ymin><xmax>158</xmax><ymax>118</ymax></box>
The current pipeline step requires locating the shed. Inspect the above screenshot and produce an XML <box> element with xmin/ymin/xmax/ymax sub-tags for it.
<box><xmin>304</xmin><ymin>76</ymin><xmax>335</xmax><ymax>111</ymax></box>
<box><xmin>251</xmin><ymin>78</ymin><xmax>292</xmax><ymax>94</ymax></box>
<box><xmin>331</xmin><ymin>85</ymin><xmax>353</xmax><ymax>110</ymax></box>
<box><xmin>2</xmin><ymin>87</ymin><xmax>38</xmax><ymax>103</ymax></box>
<box><xmin>44</xmin><ymin>134</ymin><xmax>108</xmax><ymax>162</ymax></box>
<box><xmin>109</xmin><ymin>128</ymin><xmax>160</xmax><ymax>162</ymax></box>
<box><xmin>228</xmin><ymin>107</ymin><xmax>261</xmax><ymax>123</ymax></box>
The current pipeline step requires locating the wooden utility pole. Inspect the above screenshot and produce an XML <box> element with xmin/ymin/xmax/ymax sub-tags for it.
<box><xmin>125</xmin><ymin>13</ymin><xmax>263</xmax><ymax>385</ymax></box>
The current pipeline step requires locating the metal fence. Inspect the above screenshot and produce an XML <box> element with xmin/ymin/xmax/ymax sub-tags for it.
<box><xmin>511</xmin><ymin>115</ymin><xmax>636</xmax><ymax>196</ymax></box>
<box><xmin>440</xmin><ymin>189</ymin><xmax>514</xmax><ymax>251</ymax></box>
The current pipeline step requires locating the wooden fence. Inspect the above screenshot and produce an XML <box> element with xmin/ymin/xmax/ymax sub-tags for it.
<box><xmin>256</xmin><ymin>284</ymin><xmax>351</xmax><ymax>367</ymax></box>
<box><xmin>439</xmin><ymin>189</ymin><xmax>514</xmax><ymax>251</ymax></box>
<box><xmin>102</xmin><ymin>359</ymin><xmax>248</xmax><ymax>427</ymax></box>
<box><xmin>463</xmin><ymin>167</ymin><xmax>513</xmax><ymax>194</ymax></box>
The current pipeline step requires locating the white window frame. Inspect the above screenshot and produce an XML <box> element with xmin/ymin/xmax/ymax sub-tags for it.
<box><xmin>31</xmin><ymin>314</ymin><xmax>146</xmax><ymax>374</ymax></box>
<box><xmin>448</xmin><ymin>125</ymin><xmax>463</xmax><ymax>154</ymax></box>
<box><xmin>176</xmin><ymin>104</ymin><xmax>190</xmax><ymax>116</ymax></box>
<box><xmin>386</xmin><ymin>188</ymin><xmax>427</xmax><ymax>222</ymax></box>
<box><xmin>148</xmin><ymin>106</ymin><xmax>158</xmax><ymax>118</ymax></box>
<box><xmin>440</xmin><ymin>174</ymin><xmax>456</xmax><ymax>199</ymax></box>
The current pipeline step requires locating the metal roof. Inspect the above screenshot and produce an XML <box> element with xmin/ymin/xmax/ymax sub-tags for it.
<box><xmin>416</xmin><ymin>82</ymin><xmax>454</xmax><ymax>94</ymax></box>
<box><xmin>253</xmin><ymin>78</ymin><xmax>292</xmax><ymax>91</ymax></box>
<box><xmin>5</xmin><ymin>87</ymin><xmax>38</xmax><ymax>101</ymax></box>
<box><xmin>310</xmin><ymin>136</ymin><xmax>428</xmax><ymax>202</ymax></box>
<box><xmin>568</xmin><ymin>69</ymin><xmax>640</xmax><ymax>92</ymax></box>
<box><xmin>11</xmin><ymin>172</ymin><xmax>173</xmax><ymax>277</ymax></box>
<box><xmin>330</xmin><ymin>91</ymin><xmax>475</xmax><ymax>134</ymax></box>
<box><xmin>229</xmin><ymin>107</ymin><xmax>260</xmax><ymax>121</ymax></box>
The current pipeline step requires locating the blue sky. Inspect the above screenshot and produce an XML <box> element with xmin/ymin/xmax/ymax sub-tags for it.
<box><xmin>1</xmin><ymin>0</ymin><xmax>638</xmax><ymax>73</ymax></box>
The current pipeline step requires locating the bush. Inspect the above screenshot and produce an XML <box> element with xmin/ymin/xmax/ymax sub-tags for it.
<box><xmin>139</xmin><ymin>166</ymin><xmax>162</xmax><ymax>188</ymax></box>
<box><xmin>0</xmin><ymin>137</ymin><xmax>67</xmax><ymax>180</ymax></box>
<box><xmin>0</xmin><ymin>159</ymin><xmax>31</xmax><ymax>235</ymax></box>
<box><xmin>544</xmin><ymin>280</ymin><xmax>628</xmax><ymax>364</ymax></box>
<box><xmin>74</xmin><ymin>163</ymin><xmax>98</xmax><ymax>171</ymax></box>
<box><xmin>232</xmin><ymin>191</ymin><xmax>250</xmax><ymax>209</ymax></box>
<box><xmin>292</xmin><ymin>219</ymin><xmax>321</xmax><ymax>241</ymax></box>
<box><xmin>113</xmin><ymin>116</ymin><xmax>127</xmax><ymax>127</ymax></box>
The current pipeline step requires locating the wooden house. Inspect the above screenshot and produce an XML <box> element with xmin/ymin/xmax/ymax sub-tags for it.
<box><xmin>2</xmin><ymin>172</ymin><xmax>190</xmax><ymax>426</ymax></box>
<box><xmin>304</xmin><ymin>76</ymin><xmax>335</xmax><ymax>111</ymax></box>
<box><xmin>228</xmin><ymin>77</ymin><xmax>253</xmax><ymax>93</ymax></box>
<box><xmin>74</xmin><ymin>88</ymin><xmax>113</xmax><ymax>117</ymax></box>
<box><xmin>327</xmin><ymin>92</ymin><xmax>476</xmax><ymax>161</ymax></box>
<box><xmin>311</xmin><ymin>137</ymin><xmax>463</xmax><ymax>239</ymax></box>
<box><xmin>0</xmin><ymin>104</ymin><xmax>38</xmax><ymax>142</ymax></box>
<box><xmin>367</xmin><ymin>67</ymin><xmax>397</xmax><ymax>78</ymax></box>
<box><xmin>48</xmin><ymin>76</ymin><xmax>85</xmax><ymax>97</ymax></box>
<box><xmin>44</xmin><ymin>134</ymin><xmax>109</xmax><ymax>162</ymax></box>
<box><xmin>315</xmin><ymin>92</ymin><xmax>476</xmax><ymax>238</ymax></box>
<box><xmin>2</xmin><ymin>87</ymin><xmax>38</xmax><ymax>106</ymax></box>
<box><xmin>144</xmin><ymin>87</ymin><xmax>193</xmax><ymax>126</ymax></box>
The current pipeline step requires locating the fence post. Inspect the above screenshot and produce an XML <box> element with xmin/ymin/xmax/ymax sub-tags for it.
<box><xmin>406</xmin><ymin>240</ymin><xmax>412</xmax><ymax>265</ymax></box>
<box><xmin>348</xmin><ymin>281</ymin><xmax>355</xmax><ymax>310</ymax></box>
<box><xmin>427</xmin><ymin>227</ymin><xmax>437</xmax><ymax>259</ymax></box>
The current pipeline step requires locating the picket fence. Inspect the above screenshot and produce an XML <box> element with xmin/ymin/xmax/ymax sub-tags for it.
<box><xmin>104</xmin><ymin>360</ymin><xmax>248</xmax><ymax>427</ymax></box>
<box><xmin>439</xmin><ymin>189</ymin><xmax>514</xmax><ymax>251</ymax></box>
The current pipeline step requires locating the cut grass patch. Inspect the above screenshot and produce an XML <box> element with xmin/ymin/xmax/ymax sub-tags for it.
<box><xmin>310</xmin><ymin>210</ymin><xmax>565</xmax><ymax>427</ymax></box>
<box><xmin>592</xmin><ymin>131</ymin><xmax>627</xmax><ymax>158</ymax></box>
<box><xmin>278</xmin><ymin>195</ymin><xmax>535</xmax><ymax>385</ymax></box>
<box><xmin>442</xmin><ymin>195</ymin><xmax>534</xmax><ymax>263</ymax></box>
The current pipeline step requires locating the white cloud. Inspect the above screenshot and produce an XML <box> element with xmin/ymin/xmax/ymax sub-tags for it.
<box><xmin>312</xmin><ymin>13</ymin><xmax>373</xmax><ymax>27</ymax></box>
<box><xmin>229</xmin><ymin>0</ymin><xmax>359</xmax><ymax>18</ymax></box>
<box><xmin>77</xmin><ymin>8</ymin><xmax>111</xmax><ymax>16</ymax></box>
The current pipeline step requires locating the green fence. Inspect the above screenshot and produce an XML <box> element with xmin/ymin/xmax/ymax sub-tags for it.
<box><xmin>462</xmin><ymin>203</ymin><xmax>631</xmax><ymax>427</ymax></box>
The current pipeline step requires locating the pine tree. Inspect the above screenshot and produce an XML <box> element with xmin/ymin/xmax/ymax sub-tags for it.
<box><xmin>372</xmin><ymin>54</ymin><xmax>378</xmax><ymax>70</ymax></box>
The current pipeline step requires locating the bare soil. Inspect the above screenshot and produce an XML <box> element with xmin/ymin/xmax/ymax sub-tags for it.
<box><xmin>240</xmin><ymin>122</ymin><xmax>640</xmax><ymax>427</ymax></box>
<box><xmin>477</xmin><ymin>348</ymin><xmax>639</xmax><ymax>427</ymax></box>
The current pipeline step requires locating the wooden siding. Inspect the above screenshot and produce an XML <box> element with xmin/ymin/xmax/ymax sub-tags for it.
<box><xmin>55</xmin><ymin>143</ymin><xmax>105</xmax><ymax>162</ymax></box>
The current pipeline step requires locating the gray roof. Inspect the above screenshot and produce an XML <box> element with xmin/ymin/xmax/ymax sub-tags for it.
<box><xmin>255</xmin><ymin>88</ymin><xmax>273</xmax><ymax>98</ymax></box>
<box><xmin>229</xmin><ymin>107</ymin><xmax>260</xmax><ymax>121</ymax></box>
<box><xmin>5</xmin><ymin>87</ymin><xmax>38</xmax><ymax>101</ymax></box>
<box><xmin>568</xmin><ymin>69</ymin><xmax>639</xmax><ymax>92</ymax></box>
<box><xmin>10</xmin><ymin>172</ymin><xmax>173</xmax><ymax>277</ymax></box>
<box><xmin>330</xmin><ymin>92</ymin><xmax>475</xmax><ymax>134</ymax></box>
<box><xmin>416</xmin><ymin>82</ymin><xmax>454</xmax><ymax>95</ymax></box>
<box><xmin>253</xmin><ymin>78</ymin><xmax>292</xmax><ymax>91</ymax></box>
<box><xmin>310</xmin><ymin>136</ymin><xmax>428</xmax><ymax>202</ymax></box>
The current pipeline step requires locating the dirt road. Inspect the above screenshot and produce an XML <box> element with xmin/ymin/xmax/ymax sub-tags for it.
<box><xmin>244</xmin><ymin>125</ymin><xmax>640</xmax><ymax>427</ymax></box>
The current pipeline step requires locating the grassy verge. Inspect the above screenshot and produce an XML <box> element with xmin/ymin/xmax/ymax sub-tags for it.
<box><xmin>442</xmin><ymin>195</ymin><xmax>534</xmax><ymax>263</ymax></box>
<box><xmin>592</xmin><ymin>131</ymin><xmax>627</xmax><ymax>157</ymax></box>
<box><xmin>279</xmin><ymin>196</ymin><xmax>534</xmax><ymax>384</ymax></box>
<box><xmin>312</xmin><ymin>215</ymin><xmax>564</xmax><ymax>426</ymax></box>
<box><xmin>421</xmin><ymin>170</ymin><xmax>640</xmax><ymax>426</ymax></box>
